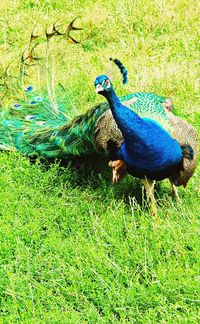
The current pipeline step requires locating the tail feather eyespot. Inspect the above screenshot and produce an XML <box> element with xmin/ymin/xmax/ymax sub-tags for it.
<box><xmin>25</xmin><ymin>86</ymin><xmax>34</xmax><ymax>92</ymax></box>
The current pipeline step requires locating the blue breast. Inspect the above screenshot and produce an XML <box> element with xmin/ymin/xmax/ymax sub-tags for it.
<box><xmin>117</xmin><ymin>117</ymin><xmax>183</xmax><ymax>172</ymax></box>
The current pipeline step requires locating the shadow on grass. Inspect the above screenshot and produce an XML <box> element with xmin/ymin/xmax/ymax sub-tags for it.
<box><xmin>29</xmin><ymin>153</ymin><xmax>167</xmax><ymax>210</ymax></box>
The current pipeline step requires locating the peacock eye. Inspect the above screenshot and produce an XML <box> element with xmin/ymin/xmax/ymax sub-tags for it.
<box><xmin>105</xmin><ymin>80</ymin><xmax>109</xmax><ymax>85</ymax></box>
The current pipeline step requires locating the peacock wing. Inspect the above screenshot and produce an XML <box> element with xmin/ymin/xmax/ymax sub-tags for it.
<box><xmin>120</xmin><ymin>92</ymin><xmax>173</xmax><ymax>132</ymax></box>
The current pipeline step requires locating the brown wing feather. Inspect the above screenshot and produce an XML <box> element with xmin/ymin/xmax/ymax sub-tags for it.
<box><xmin>164</xmin><ymin>109</ymin><xmax>198</xmax><ymax>187</ymax></box>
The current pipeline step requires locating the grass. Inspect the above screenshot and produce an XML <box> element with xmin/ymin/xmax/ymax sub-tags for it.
<box><xmin>0</xmin><ymin>0</ymin><xmax>200</xmax><ymax>322</ymax></box>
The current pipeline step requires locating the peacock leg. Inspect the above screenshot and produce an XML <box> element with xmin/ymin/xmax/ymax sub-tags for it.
<box><xmin>141</xmin><ymin>178</ymin><xmax>158</xmax><ymax>218</ymax></box>
<box><xmin>108</xmin><ymin>160</ymin><xmax>126</xmax><ymax>183</ymax></box>
<box><xmin>169</xmin><ymin>180</ymin><xmax>179</xmax><ymax>199</ymax></box>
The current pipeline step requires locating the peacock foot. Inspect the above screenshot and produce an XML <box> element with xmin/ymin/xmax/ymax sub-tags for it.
<box><xmin>141</xmin><ymin>178</ymin><xmax>161</xmax><ymax>223</ymax></box>
<box><xmin>108</xmin><ymin>159</ymin><xmax>127</xmax><ymax>184</ymax></box>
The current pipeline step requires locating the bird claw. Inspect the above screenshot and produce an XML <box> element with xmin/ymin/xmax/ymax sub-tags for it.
<box><xmin>108</xmin><ymin>160</ymin><xmax>127</xmax><ymax>183</ymax></box>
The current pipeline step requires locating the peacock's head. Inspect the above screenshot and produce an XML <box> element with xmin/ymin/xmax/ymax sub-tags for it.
<box><xmin>94</xmin><ymin>75</ymin><xmax>113</xmax><ymax>95</ymax></box>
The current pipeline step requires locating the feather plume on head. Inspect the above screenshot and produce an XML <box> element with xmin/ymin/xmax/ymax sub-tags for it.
<box><xmin>109</xmin><ymin>58</ymin><xmax>128</xmax><ymax>85</ymax></box>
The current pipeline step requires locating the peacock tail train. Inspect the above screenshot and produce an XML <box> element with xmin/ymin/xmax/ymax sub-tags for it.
<box><xmin>0</xmin><ymin>84</ymin><xmax>106</xmax><ymax>158</ymax></box>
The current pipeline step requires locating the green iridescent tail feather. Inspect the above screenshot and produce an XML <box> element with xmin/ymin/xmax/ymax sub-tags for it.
<box><xmin>0</xmin><ymin>85</ymin><xmax>109</xmax><ymax>158</ymax></box>
<box><xmin>14</xmin><ymin>102</ymin><xmax>109</xmax><ymax>158</ymax></box>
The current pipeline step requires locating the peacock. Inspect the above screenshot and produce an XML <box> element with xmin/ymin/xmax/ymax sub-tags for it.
<box><xmin>0</xmin><ymin>58</ymin><xmax>198</xmax><ymax>216</ymax></box>
<box><xmin>94</xmin><ymin>60</ymin><xmax>198</xmax><ymax>215</ymax></box>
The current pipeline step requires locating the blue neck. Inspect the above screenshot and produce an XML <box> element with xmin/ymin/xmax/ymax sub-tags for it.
<box><xmin>103</xmin><ymin>89</ymin><xmax>145</xmax><ymax>142</ymax></box>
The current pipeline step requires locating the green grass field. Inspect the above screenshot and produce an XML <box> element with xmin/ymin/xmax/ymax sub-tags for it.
<box><xmin>0</xmin><ymin>0</ymin><xmax>199</xmax><ymax>322</ymax></box>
